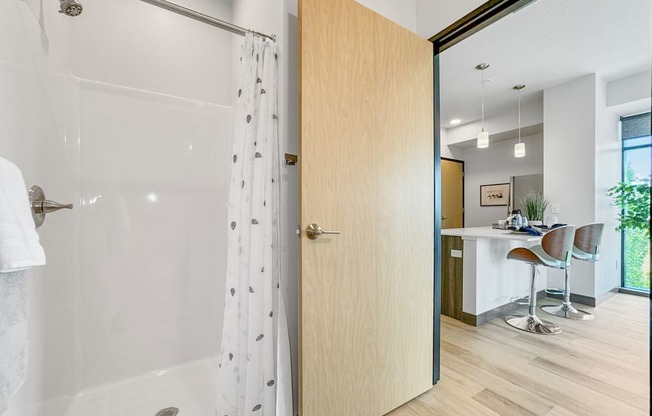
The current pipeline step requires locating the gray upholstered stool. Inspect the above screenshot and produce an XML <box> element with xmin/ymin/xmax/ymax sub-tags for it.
<box><xmin>541</xmin><ymin>223</ymin><xmax>604</xmax><ymax>320</ymax></box>
<box><xmin>504</xmin><ymin>226</ymin><xmax>576</xmax><ymax>335</ymax></box>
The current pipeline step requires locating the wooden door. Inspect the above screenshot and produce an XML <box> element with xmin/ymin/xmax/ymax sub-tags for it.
<box><xmin>299</xmin><ymin>0</ymin><xmax>434</xmax><ymax>415</ymax></box>
<box><xmin>441</xmin><ymin>159</ymin><xmax>464</xmax><ymax>229</ymax></box>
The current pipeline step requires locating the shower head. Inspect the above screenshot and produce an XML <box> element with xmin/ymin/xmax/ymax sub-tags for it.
<box><xmin>59</xmin><ymin>0</ymin><xmax>83</xmax><ymax>17</ymax></box>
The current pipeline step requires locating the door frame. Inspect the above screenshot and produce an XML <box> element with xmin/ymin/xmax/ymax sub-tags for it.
<box><xmin>441</xmin><ymin>157</ymin><xmax>465</xmax><ymax>228</ymax></box>
<box><xmin>428</xmin><ymin>0</ymin><xmax>537</xmax><ymax>383</ymax></box>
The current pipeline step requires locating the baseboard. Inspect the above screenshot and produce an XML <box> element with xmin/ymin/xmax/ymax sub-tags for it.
<box><xmin>546</xmin><ymin>291</ymin><xmax>597</xmax><ymax>307</ymax></box>
<box><xmin>618</xmin><ymin>287</ymin><xmax>650</xmax><ymax>297</ymax></box>
<box><xmin>460</xmin><ymin>290</ymin><xmax>547</xmax><ymax>327</ymax></box>
<box><xmin>461</xmin><ymin>288</ymin><xmax>630</xmax><ymax>327</ymax></box>
<box><xmin>545</xmin><ymin>287</ymin><xmax>626</xmax><ymax>307</ymax></box>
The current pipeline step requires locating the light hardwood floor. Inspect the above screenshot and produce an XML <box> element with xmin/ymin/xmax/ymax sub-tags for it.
<box><xmin>388</xmin><ymin>293</ymin><xmax>650</xmax><ymax>416</ymax></box>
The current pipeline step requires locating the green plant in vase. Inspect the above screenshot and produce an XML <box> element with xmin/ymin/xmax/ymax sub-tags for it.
<box><xmin>519</xmin><ymin>190</ymin><xmax>549</xmax><ymax>225</ymax></box>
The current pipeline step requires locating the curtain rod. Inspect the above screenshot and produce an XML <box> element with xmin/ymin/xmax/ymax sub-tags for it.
<box><xmin>139</xmin><ymin>0</ymin><xmax>276</xmax><ymax>41</ymax></box>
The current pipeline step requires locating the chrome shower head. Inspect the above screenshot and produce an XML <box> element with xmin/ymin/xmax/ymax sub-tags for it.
<box><xmin>59</xmin><ymin>0</ymin><xmax>82</xmax><ymax>17</ymax></box>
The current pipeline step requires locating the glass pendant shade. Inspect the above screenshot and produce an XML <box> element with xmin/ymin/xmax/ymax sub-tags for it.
<box><xmin>513</xmin><ymin>84</ymin><xmax>526</xmax><ymax>158</ymax></box>
<box><xmin>477</xmin><ymin>130</ymin><xmax>489</xmax><ymax>148</ymax></box>
<box><xmin>514</xmin><ymin>142</ymin><xmax>526</xmax><ymax>158</ymax></box>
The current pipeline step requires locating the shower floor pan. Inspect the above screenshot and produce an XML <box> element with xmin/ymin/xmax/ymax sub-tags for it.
<box><xmin>7</xmin><ymin>357</ymin><xmax>218</xmax><ymax>416</ymax></box>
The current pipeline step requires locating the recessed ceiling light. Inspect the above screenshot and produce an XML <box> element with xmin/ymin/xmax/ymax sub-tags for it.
<box><xmin>450</xmin><ymin>119</ymin><xmax>461</xmax><ymax>125</ymax></box>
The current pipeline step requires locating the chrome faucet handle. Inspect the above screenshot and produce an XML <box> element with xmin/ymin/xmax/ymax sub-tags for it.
<box><xmin>28</xmin><ymin>185</ymin><xmax>73</xmax><ymax>228</ymax></box>
<box><xmin>37</xmin><ymin>200</ymin><xmax>74</xmax><ymax>214</ymax></box>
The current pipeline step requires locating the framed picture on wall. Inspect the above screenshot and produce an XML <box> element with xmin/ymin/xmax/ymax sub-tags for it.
<box><xmin>480</xmin><ymin>183</ymin><xmax>510</xmax><ymax>206</ymax></box>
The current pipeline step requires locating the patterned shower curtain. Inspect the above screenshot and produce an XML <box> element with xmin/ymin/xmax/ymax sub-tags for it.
<box><xmin>215</xmin><ymin>34</ymin><xmax>292</xmax><ymax>416</ymax></box>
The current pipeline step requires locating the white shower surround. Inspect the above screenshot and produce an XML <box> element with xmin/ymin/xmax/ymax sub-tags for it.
<box><xmin>0</xmin><ymin>0</ymin><xmax>254</xmax><ymax>413</ymax></box>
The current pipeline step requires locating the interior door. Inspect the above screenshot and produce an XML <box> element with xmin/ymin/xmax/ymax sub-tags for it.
<box><xmin>441</xmin><ymin>159</ymin><xmax>464</xmax><ymax>229</ymax></box>
<box><xmin>299</xmin><ymin>0</ymin><xmax>435</xmax><ymax>415</ymax></box>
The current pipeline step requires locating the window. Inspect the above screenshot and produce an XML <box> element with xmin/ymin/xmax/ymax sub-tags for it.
<box><xmin>620</xmin><ymin>113</ymin><xmax>651</xmax><ymax>291</ymax></box>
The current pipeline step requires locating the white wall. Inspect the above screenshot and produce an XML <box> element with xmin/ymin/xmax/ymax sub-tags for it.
<box><xmin>607</xmin><ymin>71</ymin><xmax>652</xmax><ymax>107</ymax></box>
<box><xmin>595</xmin><ymin>76</ymin><xmax>621</xmax><ymax>298</ymax></box>
<box><xmin>440</xmin><ymin>128</ymin><xmax>464</xmax><ymax>160</ymax></box>
<box><xmin>543</xmin><ymin>74</ymin><xmax>623</xmax><ymax>300</ymax></box>
<box><xmin>463</xmin><ymin>133</ymin><xmax>543</xmax><ymax>227</ymax></box>
<box><xmin>543</xmin><ymin>75</ymin><xmax>597</xmax><ymax>297</ymax></box>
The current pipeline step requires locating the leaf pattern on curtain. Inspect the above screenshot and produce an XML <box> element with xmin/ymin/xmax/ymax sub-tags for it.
<box><xmin>216</xmin><ymin>34</ymin><xmax>292</xmax><ymax>416</ymax></box>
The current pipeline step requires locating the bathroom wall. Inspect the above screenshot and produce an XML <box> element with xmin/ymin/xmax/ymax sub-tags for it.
<box><xmin>2</xmin><ymin>0</ymin><xmax>235</xmax><ymax>411</ymax></box>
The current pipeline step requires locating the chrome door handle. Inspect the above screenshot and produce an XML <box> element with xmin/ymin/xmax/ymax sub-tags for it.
<box><xmin>441</xmin><ymin>216</ymin><xmax>448</xmax><ymax>220</ymax></box>
<box><xmin>306</xmin><ymin>223</ymin><xmax>340</xmax><ymax>240</ymax></box>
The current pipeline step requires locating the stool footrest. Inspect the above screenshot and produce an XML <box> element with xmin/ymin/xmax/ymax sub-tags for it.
<box><xmin>510</xmin><ymin>295</ymin><xmax>530</xmax><ymax>306</ymax></box>
<box><xmin>545</xmin><ymin>288</ymin><xmax>564</xmax><ymax>296</ymax></box>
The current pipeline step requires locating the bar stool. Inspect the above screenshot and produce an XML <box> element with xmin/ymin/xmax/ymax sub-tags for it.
<box><xmin>541</xmin><ymin>223</ymin><xmax>604</xmax><ymax>320</ymax></box>
<box><xmin>504</xmin><ymin>225</ymin><xmax>576</xmax><ymax>335</ymax></box>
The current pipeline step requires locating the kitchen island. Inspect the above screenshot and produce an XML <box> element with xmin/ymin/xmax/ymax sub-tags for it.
<box><xmin>441</xmin><ymin>226</ymin><xmax>545</xmax><ymax>325</ymax></box>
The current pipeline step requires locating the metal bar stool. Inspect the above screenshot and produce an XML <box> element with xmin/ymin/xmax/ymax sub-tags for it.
<box><xmin>541</xmin><ymin>223</ymin><xmax>604</xmax><ymax>320</ymax></box>
<box><xmin>504</xmin><ymin>225</ymin><xmax>576</xmax><ymax>335</ymax></box>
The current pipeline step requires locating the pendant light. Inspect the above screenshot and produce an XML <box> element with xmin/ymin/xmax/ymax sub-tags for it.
<box><xmin>513</xmin><ymin>84</ymin><xmax>526</xmax><ymax>158</ymax></box>
<box><xmin>476</xmin><ymin>63</ymin><xmax>490</xmax><ymax>148</ymax></box>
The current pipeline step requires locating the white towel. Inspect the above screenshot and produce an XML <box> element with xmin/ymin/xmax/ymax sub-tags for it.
<box><xmin>0</xmin><ymin>157</ymin><xmax>46</xmax><ymax>272</ymax></box>
<box><xmin>0</xmin><ymin>272</ymin><xmax>28</xmax><ymax>416</ymax></box>
<box><xmin>0</xmin><ymin>156</ymin><xmax>45</xmax><ymax>416</ymax></box>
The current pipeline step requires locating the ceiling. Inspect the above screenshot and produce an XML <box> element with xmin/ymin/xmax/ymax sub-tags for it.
<box><xmin>439</xmin><ymin>0</ymin><xmax>652</xmax><ymax>129</ymax></box>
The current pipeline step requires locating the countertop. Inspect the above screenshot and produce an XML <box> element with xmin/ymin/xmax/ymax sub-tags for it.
<box><xmin>441</xmin><ymin>226</ymin><xmax>542</xmax><ymax>242</ymax></box>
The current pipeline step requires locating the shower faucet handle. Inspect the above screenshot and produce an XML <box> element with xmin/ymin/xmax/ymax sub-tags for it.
<box><xmin>38</xmin><ymin>200</ymin><xmax>74</xmax><ymax>214</ymax></box>
<box><xmin>28</xmin><ymin>185</ymin><xmax>73</xmax><ymax>228</ymax></box>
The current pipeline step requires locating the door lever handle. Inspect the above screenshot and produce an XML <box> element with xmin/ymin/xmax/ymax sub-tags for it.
<box><xmin>306</xmin><ymin>223</ymin><xmax>340</xmax><ymax>240</ymax></box>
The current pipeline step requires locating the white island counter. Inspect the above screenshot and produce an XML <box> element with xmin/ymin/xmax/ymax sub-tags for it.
<box><xmin>441</xmin><ymin>227</ymin><xmax>546</xmax><ymax>325</ymax></box>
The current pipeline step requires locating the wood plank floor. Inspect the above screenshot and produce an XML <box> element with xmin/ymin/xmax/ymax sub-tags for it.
<box><xmin>387</xmin><ymin>293</ymin><xmax>649</xmax><ymax>416</ymax></box>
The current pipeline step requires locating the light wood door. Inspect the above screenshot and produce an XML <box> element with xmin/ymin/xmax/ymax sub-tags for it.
<box><xmin>299</xmin><ymin>0</ymin><xmax>434</xmax><ymax>415</ymax></box>
<box><xmin>441</xmin><ymin>159</ymin><xmax>464</xmax><ymax>229</ymax></box>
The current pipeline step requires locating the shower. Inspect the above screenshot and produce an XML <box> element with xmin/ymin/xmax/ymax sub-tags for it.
<box><xmin>1</xmin><ymin>0</ymin><xmax>293</xmax><ymax>414</ymax></box>
<box><xmin>59</xmin><ymin>0</ymin><xmax>82</xmax><ymax>16</ymax></box>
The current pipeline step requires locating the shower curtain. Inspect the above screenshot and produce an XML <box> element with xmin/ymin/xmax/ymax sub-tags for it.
<box><xmin>216</xmin><ymin>34</ymin><xmax>292</xmax><ymax>416</ymax></box>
